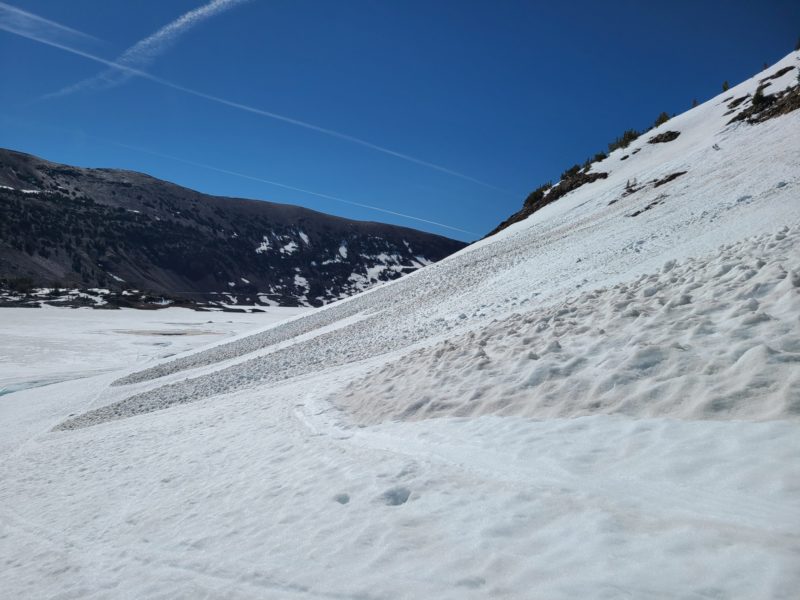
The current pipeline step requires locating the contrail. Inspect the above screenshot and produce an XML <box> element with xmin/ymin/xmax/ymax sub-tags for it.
<box><xmin>46</xmin><ymin>0</ymin><xmax>250</xmax><ymax>98</ymax></box>
<box><xmin>0</xmin><ymin>2</ymin><xmax>512</xmax><ymax>194</ymax></box>
<box><xmin>111</xmin><ymin>141</ymin><xmax>475</xmax><ymax>236</ymax></box>
<box><xmin>0</xmin><ymin>2</ymin><xmax>99</xmax><ymax>46</ymax></box>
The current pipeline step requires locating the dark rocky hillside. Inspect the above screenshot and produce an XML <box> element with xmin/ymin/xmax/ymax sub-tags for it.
<box><xmin>0</xmin><ymin>148</ymin><xmax>466</xmax><ymax>307</ymax></box>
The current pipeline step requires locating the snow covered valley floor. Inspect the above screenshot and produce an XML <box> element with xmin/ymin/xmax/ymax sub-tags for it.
<box><xmin>3</xmin><ymin>388</ymin><xmax>800</xmax><ymax>600</ymax></box>
<box><xmin>0</xmin><ymin>307</ymin><xmax>307</xmax><ymax>457</ymax></box>
<box><xmin>2</xmin><ymin>53</ymin><xmax>800</xmax><ymax>599</ymax></box>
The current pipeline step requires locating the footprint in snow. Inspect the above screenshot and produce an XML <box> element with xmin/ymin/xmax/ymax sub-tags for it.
<box><xmin>380</xmin><ymin>486</ymin><xmax>411</xmax><ymax>506</ymax></box>
<box><xmin>456</xmin><ymin>577</ymin><xmax>486</xmax><ymax>589</ymax></box>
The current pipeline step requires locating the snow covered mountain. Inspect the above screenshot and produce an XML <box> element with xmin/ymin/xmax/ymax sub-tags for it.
<box><xmin>2</xmin><ymin>52</ymin><xmax>799</xmax><ymax>599</ymax></box>
<box><xmin>0</xmin><ymin>149</ymin><xmax>466</xmax><ymax>307</ymax></box>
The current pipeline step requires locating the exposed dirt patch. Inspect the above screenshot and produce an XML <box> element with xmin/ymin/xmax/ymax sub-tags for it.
<box><xmin>648</xmin><ymin>131</ymin><xmax>681</xmax><ymax>144</ymax></box>
<box><xmin>727</xmin><ymin>95</ymin><xmax>750</xmax><ymax>110</ymax></box>
<box><xmin>759</xmin><ymin>65</ymin><xmax>795</xmax><ymax>83</ymax></box>
<box><xmin>623</xmin><ymin>180</ymin><xmax>644</xmax><ymax>195</ymax></box>
<box><xmin>628</xmin><ymin>194</ymin><xmax>669</xmax><ymax>217</ymax></box>
<box><xmin>610</xmin><ymin>172</ymin><xmax>685</xmax><ymax>207</ymax></box>
<box><xmin>728</xmin><ymin>84</ymin><xmax>800</xmax><ymax>125</ymax></box>
<box><xmin>653</xmin><ymin>171</ymin><xmax>688</xmax><ymax>188</ymax></box>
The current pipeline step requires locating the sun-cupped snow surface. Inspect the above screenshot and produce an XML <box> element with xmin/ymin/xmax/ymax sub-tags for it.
<box><xmin>342</xmin><ymin>225</ymin><xmax>800</xmax><ymax>422</ymax></box>
<box><xmin>2</xmin><ymin>53</ymin><xmax>800</xmax><ymax>599</ymax></box>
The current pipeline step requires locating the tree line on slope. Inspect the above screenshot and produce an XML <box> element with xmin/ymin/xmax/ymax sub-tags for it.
<box><xmin>523</xmin><ymin>37</ymin><xmax>800</xmax><ymax>216</ymax></box>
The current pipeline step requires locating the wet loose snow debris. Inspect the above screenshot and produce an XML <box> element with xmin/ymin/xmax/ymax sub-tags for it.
<box><xmin>341</xmin><ymin>225</ymin><xmax>800</xmax><ymax>424</ymax></box>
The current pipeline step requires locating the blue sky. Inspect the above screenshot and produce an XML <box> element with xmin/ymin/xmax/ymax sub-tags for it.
<box><xmin>1</xmin><ymin>0</ymin><xmax>798</xmax><ymax>241</ymax></box>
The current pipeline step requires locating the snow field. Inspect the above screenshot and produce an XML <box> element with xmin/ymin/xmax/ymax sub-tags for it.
<box><xmin>0</xmin><ymin>307</ymin><xmax>305</xmax><ymax>459</ymax></box>
<box><xmin>2</xmin><ymin>51</ymin><xmax>800</xmax><ymax>600</ymax></box>
<box><xmin>2</xmin><ymin>371</ymin><xmax>798</xmax><ymax>599</ymax></box>
<box><xmin>0</xmin><ymin>306</ymin><xmax>281</xmax><ymax>389</ymax></box>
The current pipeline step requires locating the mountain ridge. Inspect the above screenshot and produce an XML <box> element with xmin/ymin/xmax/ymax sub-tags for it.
<box><xmin>0</xmin><ymin>148</ymin><xmax>466</xmax><ymax>307</ymax></box>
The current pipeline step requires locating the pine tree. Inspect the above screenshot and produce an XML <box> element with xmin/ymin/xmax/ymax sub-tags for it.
<box><xmin>722</xmin><ymin>81</ymin><xmax>730</xmax><ymax>92</ymax></box>
<box><xmin>692</xmin><ymin>98</ymin><xmax>699</xmax><ymax>108</ymax></box>
<box><xmin>653</xmin><ymin>112</ymin><xmax>670</xmax><ymax>127</ymax></box>
<box><xmin>752</xmin><ymin>85</ymin><xmax>767</xmax><ymax>109</ymax></box>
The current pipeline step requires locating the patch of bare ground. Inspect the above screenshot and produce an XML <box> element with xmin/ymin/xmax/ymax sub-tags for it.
<box><xmin>648</xmin><ymin>130</ymin><xmax>680</xmax><ymax>144</ymax></box>
<box><xmin>728</xmin><ymin>83</ymin><xmax>800</xmax><ymax>125</ymax></box>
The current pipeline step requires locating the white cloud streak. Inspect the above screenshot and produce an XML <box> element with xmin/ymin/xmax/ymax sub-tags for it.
<box><xmin>0</xmin><ymin>2</ymin><xmax>99</xmax><ymax>46</ymax></box>
<box><xmin>46</xmin><ymin>0</ymin><xmax>250</xmax><ymax>98</ymax></box>
<box><xmin>1</xmin><ymin>2</ymin><xmax>512</xmax><ymax>195</ymax></box>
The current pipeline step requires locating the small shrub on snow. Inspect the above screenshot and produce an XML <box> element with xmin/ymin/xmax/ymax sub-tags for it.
<box><xmin>752</xmin><ymin>85</ymin><xmax>769</xmax><ymax>109</ymax></box>
<box><xmin>607</xmin><ymin>129</ymin><xmax>640</xmax><ymax>153</ymax></box>
<box><xmin>523</xmin><ymin>183</ymin><xmax>552</xmax><ymax>207</ymax></box>
<box><xmin>561</xmin><ymin>164</ymin><xmax>581</xmax><ymax>180</ymax></box>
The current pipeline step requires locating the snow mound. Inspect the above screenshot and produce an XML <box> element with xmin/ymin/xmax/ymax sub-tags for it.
<box><xmin>342</xmin><ymin>226</ymin><xmax>800</xmax><ymax>422</ymax></box>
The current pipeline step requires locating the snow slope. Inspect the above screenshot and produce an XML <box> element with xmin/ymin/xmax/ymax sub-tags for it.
<box><xmin>1</xmin><ymin>53</ymin><xmax>799</xmax><ymax>599</ymax></box>
<box><xmin>343</xmin><ymin>226</ymin><xmax>800</xmax><ymax>422</ymax></box>
<box><xmin>56</xmin><ymin>52</ymin><xmax>800</xmax><ymax>429</ymax></box>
